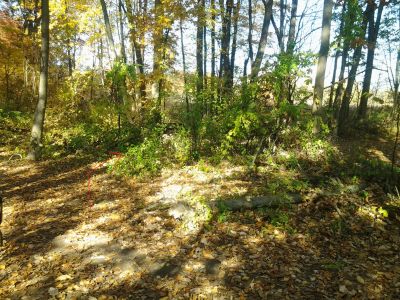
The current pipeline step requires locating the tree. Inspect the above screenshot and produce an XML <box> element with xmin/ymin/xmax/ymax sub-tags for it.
<box><xmin>28</xmin><ymin>0</ymin><xmax>49</xmax><ymax>160</ymax></box>
<box><xmin>99</xmin><ymin>0</ymin><xmax>117</xmax><ymax>58</ymax></box>
<box><xmin>250</xmin><ymin>0</ymin><xmax>273</xmax><ymax>80</ymax></box>
<box><xmin>312</xmin><ymin>0</ymin><xmax>334</xmax><ymax>116</ymax></box>
<box><xmin>219</xmin><ymin>0</ymin><xmax>233</xmax><ymax>96</ymax></box>
<box><xmin>358</xmin><ymin>0</ymin><xmax>387</xmax><ymax>118</ymax></box>
<box><xmin>196</xmin><ymin>0</ymin><xmax>205</xmax><ymax>95</ymax></box>
<box><xmin>243</xmin><ymin>0</ymin><xmax>253</xmax><ymax>77</ymax></box>
<box><xmin>337</xmin><ymin>3</ymin><xmax>370</xmax><ymax>136</ymax></box>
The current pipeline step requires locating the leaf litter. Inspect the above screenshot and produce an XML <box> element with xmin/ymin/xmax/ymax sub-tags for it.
<box><xmin>0</xmin><ymin>144</ymin><xmax>399</xmax><ymax>299</ymax></box>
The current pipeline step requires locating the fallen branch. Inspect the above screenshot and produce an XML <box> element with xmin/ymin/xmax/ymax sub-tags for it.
<box><xmin>212</xmin><ymin>194</ymin><xmax>303</xmax><ymax>211</ymax></box>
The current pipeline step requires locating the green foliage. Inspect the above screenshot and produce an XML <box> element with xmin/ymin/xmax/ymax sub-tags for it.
<box><xmin>215</xmin><ymin>201</ymin><xmax>231</xmax><ymax>223</ymax></box>
<box><xmin>355</xmin><ymin>108</ymin><xmax>392</xmax><ymax>135</ymax></box>
<box><xmin>270</xmin><ymin>51</ymin><xmax>315</xmax><ymax>100</ymax></box>
<box><xmin>106</xmin><ymin>61</ymin><xmax>136</xmax><ymax>83</ymax></box>
<box><xmin>269</xmin><ymin>210</ymin><xmax>289</xmax><ymax>227</ymax></box>
<box><xmin>0</xmin><ymin>109</ymin><xmax>31</xmax><ymax>151</ymax></box>
<box><xmin>352</xmin><ymin>158</ymin><xmax>400</xmax><ymax>188</ymax></box>
<box><xmin>111</xmin><ymin>135</ymin><xmax>162</xmax><ymax>178</ymax></box>
<box><xmin>342</xmin><ymin>0</ymin><xmax>364</xmax><ymax>45</ymax></box>
<box><xmin>331</xmin><ymin>218</ymin><xmax>347</xmax><ymax>235</ymax></box>
<box><xmin>264</xmin><ymin>208</ymin><xmax>295</xmax><ymax>233</ymax></box>
<box><xmin>163</xmin><ymin>127</ymin><xmax>192</xmax><ymax>165</ymax></box>
<box><xmin>221</xmin><ymin>108</ymin><xmax>262</xmax><ymax>156</ymax></box>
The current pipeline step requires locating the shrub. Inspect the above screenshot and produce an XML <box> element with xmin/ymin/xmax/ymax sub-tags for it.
<box><xmin>111</xmin><ymin>136</ymin><xmax>162</xmax><ymax>178</ymax></box>
<box><xmin>162</xmin><ymin>127</ymin><xmax>192</xmax><ymax>165</ymax></box>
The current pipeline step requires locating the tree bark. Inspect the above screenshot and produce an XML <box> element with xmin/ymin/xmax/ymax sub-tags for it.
<box><xmin>28</xmin><ymin>0</ymin><xmax>49</xmax><ymax>160</ymax></box>
<box><xmin>286</xmin><ymin>0</ymin><xmax>298</xmax><ymax>55</ymax></box>
<box><xmin>229</xmin><ymin>0</ymin><xmax>240</xmax><ymax>88</ymax></box>
<box><xmin>337</xmin><ymin>5</ymin><xmax>370</xmax><ymax>136</ymax></box>
<box><xmin>118</xmin><ymin>0</ymin><xmax>127</xmax><ymax>63</ymax></box>
<box><xmin>211</xmin><ymin>0</ymin><xmax>216</xmax><ymax>110</ymax></box>
<box><xmin>125</xmin><ymin>0</ymin><xmax>146</xmax><ymax>99</ymax></box>
<box><xmin>250</xmin><ymin>0</ymin><xmax>273</xmax><ymax>80</ymax></box>
<box><xmin>100</xmin><ymin>0</ymin><xmax>117</xmax><ymax>58</ymax></box>
<box><xmin>196</xmin><ymin>0</ymin><xmax>205</xmax><ymax>95</ymax></box>
<box><xmin>220</xmin><ymin>0</ymin><xmax>233</xmax><ymax>93</ymax></box>
<box><xmin>180</xmin><ymin>19</ymin><xmax>189</xmax><ymax>115</ymax></box>
<box><xmin>358</xmin><ymin>0</ymin><xmax>385</xmax><ymax>119</ymax></box>
<box><xmin>395</xmin><ymin>47</ymin><xmax>400</xmax><ymax>106</ymax></box>
<box><xmin>312</xmin><ymin>0</ymin><xmax>333</xmax><ymax>114</ymax></box>
<box><xmin>243</xmin><ymin>0</ymin><xmax>253</xmax><ymax>77</ymax></box>
<box><xmin>279</xmin><ymin>0</ymin><xmax>286</xmax><ymax>53</ymax></box>
<box><xmin>329</xmin><ymin>0</ymin><xmax>347</xmax><ymax>109</ymax></box>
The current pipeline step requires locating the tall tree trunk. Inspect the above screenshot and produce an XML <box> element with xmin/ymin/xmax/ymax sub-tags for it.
<box><xmin>337</xmin><ymin>45</ymin><xmax>363</xmax><ymax>135</ymax></box>
<box><xmin>64</xmin><ymin>1</ymin><xmax>73</xmax><ymax>76</ymax></box>
<box><xmin>153</xmin><ymin>0</ymin><xmax>164</xmax><ymax>103</ymax></box>
<box><xmin>395</xmin><ymin>47</ymin><xmax>400</xmax><ymax>107</ymax></box>
<box><xmin>312</xmin><ymin>0</ymin><xmax>334</xmax><ymax>114</ymax></box>
<box><xmin>180</xmin><ymin>19</ymin><xmax>189</xmax><ymax>114</ymax></box>
<box><xmin>333</xmin><ymin>45</ymin><xmax>349</xmax><ymax>117</ymax></box>
<box><xmin>196</xmin><ymin>0</ymin><xmax>205</xmax><ymax>95</ymax></box>
<box><xmin>329</xmin><ymin>0</ymin><xmax>347</xmax><ymax>109</ymax></box>
<box><xmin>243</xmin><ymin>0</ymin><xmax>253</xmax><ymax>77</ymax></box>
<box><xmin>358</xmin><ymin>0</ymin><xmax>385</xmax><ymax>118</ymax></box>
<box><xmin>279</xmin><ymin>0</ymin><xmax>285</xmax><ymax>53</ymax></box>
<box><xmin>125</xmin><ymin>0</ymin><xmax>146</xmax><ymax>99</ymax></box>
<box><xmin>337</xmin><ymin>6</ymin><xmax>370</xmax><ymax>136</ymax></box>
<box><xmin>118</xmin><ymin>0</ymin><xmax>127</xmax><ymax>63</ymax></box>
<box><xmin>100</xmin><ymin>0</ymin><xmax>117</xmax><ymax>58</ymax></box>
<box><xmin>28</xmin><ymin>0</ymin><xmax>49</xmax><ymax>160</ymax></box>
<box><xmin>286</xmin><ymin>0</ymin><xmax>298</xmax><ymax>55</ymax></box>
<box><xmin>211</xmin><ymin>0</ymin><xmax>216</xmax><ymax>110</ymax></box>
<box><xmin>250</xmin><ymin>0</ymin><xmax>273</xmax><ymax>80</ymax></box>
<box><xmin>229</xmin><ymin>0</ymin><xmax>240</xmax><ymax>88</ymax></box>
<box><xmin>220</xmin><ymin>0</ymin><xmax>233</xmax><ymax>92</ymax></box>
<box><xmin>204</xmin><ymin>20</ymin><xmax>208</xmax><ymax>89</ymax></box>
<box><xmin>328</xmin><ymin>49</ymin><xmax>340</xmax><ymax>108</ymax></box>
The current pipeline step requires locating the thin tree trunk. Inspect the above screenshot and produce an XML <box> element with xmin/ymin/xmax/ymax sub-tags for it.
<box><xmin>125</xmin><ymin>0</ymin><xmax>146</xmax><ymax>99</ymax></box>
<box><xmin>180</xmin><ymin>19</ymin><xmax>189</xmax><ymax>114</ymax></box>
<box><xmin>153</xmin><ymin>0</ymin><xmax>164</xmax><ymax>103</ymax></box>
<box><xmin>196</xmin><ymin>0</ymin><xmax>205</xmax><ymax>95</ymax></box>
<box><xmin>250</xmin><ymin>0</ymin><xmax>273</xmax><ymax>80</ymax></box>
<box><xmin>28</xmin><ymin>0</ymin><xmax>49</xmax><ymax>160</ymax></box>
<box><xmin>99</xmin><ymin>36</ymin><xmax>105</xmax><ymax>86</ymax></box>
<box><xmin>329</xmin><ymin>50</ymin><xmax>340</xmax><ymax>108</ymax></box>
<box><xmin>337</xmin><ymin>6</ymin><xmax>370</xmax><ymax>136</ymax></box>
<box><xmin>64</xmin><ymin>1</ymin><xmax>73</xmax><ymax>76</ymax></box>
<box><xmin>100</xmin><ymin>0</ymin><xmax>117</xmax><ymax>58</ymax></box>
<box><xmin>286</xmin><ymin>0</ymin><xmax>298</xmax><ymax>55</ymax></box>
<box><xmin>358</xmin><ymin>0</ymin><xmax>385</xmax><ymax>118</ymax></box>
<box><xmin>395</xmin><ymin>47</ymin><xmax>400</xmax><ymax>107</ymax></box>
<box><xmin>221</xmin><ymin>0</ymin><xmax>233</xmax><ymax>92</ymax></box>
<box><xmin>204</xmin><ymin>24</ymin><xmax>208</xmax><ymax>88</ymax></box>
<box><xmin>329</xmin><ymin>0</ymin><xmax>347</xmax><ymax>109</ymax></box>
<box><xmin>312</xmin><ymin>0</ymin><xmax>333</xmax><ymax>114</ymax></box>
<box><xmin>118</xmin><ymin>0</ymin><xmax>127</xmax><ymax>63</ymax></box>
<box><xmin>243</xmin><ymin>0</ymin><xmax>253</xmax><ymax>77</ymax></box>
<box><xmin>229</xmin><ymin>0</ymin><xmax>240</xmax><ymax>88</ymax></box>
<box><xmin>211</xmin><ymin>0</ymin><xmax>216</xmax><ymax>110</ymax></box>
<box><xmin>279</xmin><ymin>0</ymin><xmax>285</xmax><ymax>53</ymax></box>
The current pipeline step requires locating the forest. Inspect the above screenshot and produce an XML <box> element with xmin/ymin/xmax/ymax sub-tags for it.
<box><xmin>0</xmin><ymin>0</ymin><xmax>400</xmax><ymax>298</ymax></box>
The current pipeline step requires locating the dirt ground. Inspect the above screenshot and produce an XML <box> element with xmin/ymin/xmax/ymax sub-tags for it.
<box><xmin>0</xmin><ymin>134</ymin><xmax>399</xmax><ymax>299</ymax></box>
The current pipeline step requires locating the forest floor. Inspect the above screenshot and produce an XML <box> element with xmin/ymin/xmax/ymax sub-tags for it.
<box><xmin>0</xmin><ymin>133</ymin><xmax>400</xmax><ymax>299</ymax></box>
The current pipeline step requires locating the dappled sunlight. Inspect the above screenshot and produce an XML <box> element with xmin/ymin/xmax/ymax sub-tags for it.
<box><xmin>1</xmin><ymin>133</ymin><xmax>400</xmax><ymax>298</ymax></box>
<box><xmin>367</xmin><ymin>147</ymin><xmax>391</xmax><ymax>163</ymax></box>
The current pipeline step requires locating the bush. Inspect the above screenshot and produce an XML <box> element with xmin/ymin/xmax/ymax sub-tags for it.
<box><xmin>162</xmin><ymin>127</ymin><xmax>192</xmax><ymax>165</ymax></box>
<box><xmin>111</xmin><ymin>135</ymin><xmax>162</xmax><ymax>178</ymax></box>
